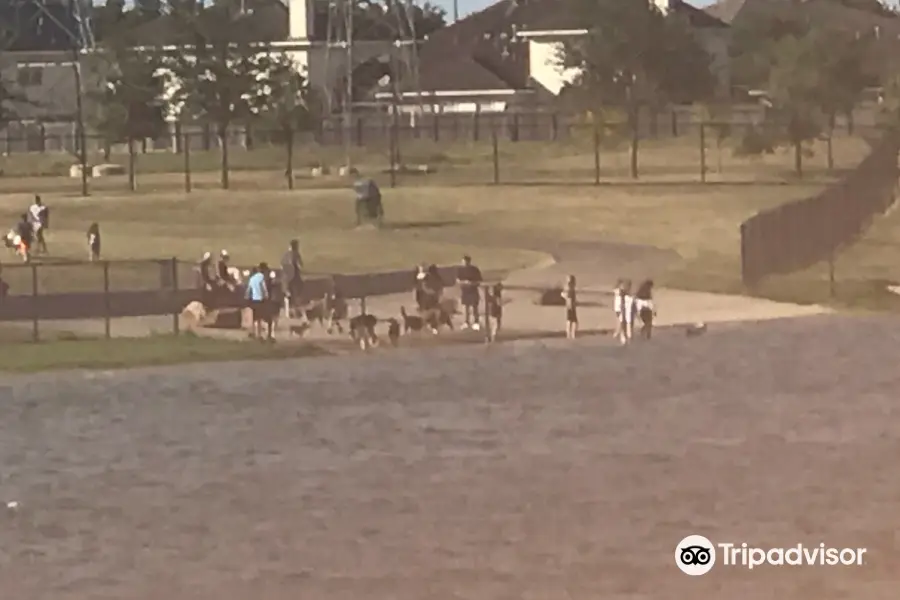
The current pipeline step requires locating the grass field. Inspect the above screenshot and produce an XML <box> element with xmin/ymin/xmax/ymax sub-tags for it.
<box><xmin>0</xmin><ymin>133</ymin><xmax>871</xmax><ymax>194</ymax></box>
<box><xmin>0</xmin><ymin>331</ymin><xmax>329</xmax><ymax>372</ymax></box>
<box><xmin>0</xmin><ymin>131</ymin><xmax>896</xmax><ymax>312</ymax></box>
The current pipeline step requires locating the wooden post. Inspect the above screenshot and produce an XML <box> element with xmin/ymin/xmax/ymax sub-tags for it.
<box><xmin>360</xmin><ymin>296</ymin><xmax>367</xmax><ymax>315</ymax></box>
<box><xmin>700</xmin><ymin>123</ymin><xmax>707</xmax><ymax>183</ymax></box>
<box><xmin>286</xmin><ymin>129</ymin><xmax>295</xmax><ymax>190</ymax></box>
<box><xmin>593</xmin><ymin>121</ymin><xmax>601</xmax><ymax>185</ymax></box>
<box><xmin>484</xmin><ymin>285</ymin><xmax>491</xmax><ymax>343</ymax></box>
<box><xmin>828</xmin><ymin>252</ymin><xmax>836</xmax><ymax>299</ymax></box>
<box><xmin>171</xmin><ymin>257</ymin><xmax>180</xmax><ymax>335</ymax></box>
<box><xmin>31</xmin><ymin>263</ymin><xmax>39</xmax><ymax>342</ymax></box>
<box><xmin>103</xmin><ymin>261</ymin><xmax>112</xmax><ymax>339</ymax></box>
<box><xmin>389</xmin><ymin>111</ymin><xmax>398</xmax><ymax>188</ymax></box>
<box><xmin>183</xmin><ymin>131</ymin><xmax>192</xmax><ymax>193</ymax></box>
<box><xmin>128</xmin><ymin>137</ymin><xmax>137</xmax><ymax>192</ymax></box>
<box><xmin>492</xmin><ymin>128</ymin><xmax>500</xmax><ymax>185</ymax></box>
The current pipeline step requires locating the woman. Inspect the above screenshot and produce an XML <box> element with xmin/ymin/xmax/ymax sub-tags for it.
<box><xmin>634</xmin><ymin>279</ymin><xmax>656</xmax><ymax>340</ymax></box>
<box><xmin>86</xmin><ymin>223</ymin><xmax>101</xmax><ymax>262</ymax></box>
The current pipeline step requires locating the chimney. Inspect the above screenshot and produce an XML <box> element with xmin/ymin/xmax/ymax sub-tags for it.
<box><xmin>289</xmin><ymin>0</ymin><xmax>313</xmax><ymax>40</ymax></box>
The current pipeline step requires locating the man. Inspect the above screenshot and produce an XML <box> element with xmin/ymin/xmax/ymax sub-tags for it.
<box><xmin>280</xmin><ymin>239</ymin><xmax>305</xmax><ymax>320</ymax></box>
<box><xmin>28</xmin><ymin>195</ymin><xmax>49</xmax><ymax>255</ymax></box>
<box><xmin>458</xmin><ymin>255</ymin><xmax>483</xmax><ymax>331</ymax></box>
<box><xmin>217</xmin><ymin>249</ymin><xmax>237</xmax><ymax>291</ymax></box>
<box><xmin>245</xmin><ymin>262</ymin><xmax>274</xmax><ymax>341</ymax></box>
<box><xmin>15</xmin><ymin>213</ymin><xmax>33</xmax><ymax>263</ymax></box>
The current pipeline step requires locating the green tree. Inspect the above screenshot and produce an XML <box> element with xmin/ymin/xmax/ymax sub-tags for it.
<box><xmin>558</xmin><ymin>0</ymin><xmax>714</xmax><ymax>178</ymax></box>
<box><xmin>157</xmin><ymin>0</ymin><xmax>276</xmax><ymax>189</ymax></box>
<box><xmin>247</xmin><ymin>53</ymin><xmax>320</xmax><ymax>189</ymax></box>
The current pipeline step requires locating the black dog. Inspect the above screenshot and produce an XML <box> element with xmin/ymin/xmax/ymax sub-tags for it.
<box><xmin>349</xmin><ymin>313</ymin><xmax>378</xmax><ymax>349</ymax></box>
<box><xmin>387</xmin><ymin>318</ymin><xmax>401</xmax><ymax>346</ymax></box>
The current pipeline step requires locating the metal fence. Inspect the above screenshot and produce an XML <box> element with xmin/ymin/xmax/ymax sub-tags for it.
<box><xmin>740</xmin><ymin>131</ymin><xmax>900</xmax><ymax>289</ymax></box>
<box><xmin>0</xmin><ymin>258</ymin><xmax>463</xmax><ymax>342</ymax></box>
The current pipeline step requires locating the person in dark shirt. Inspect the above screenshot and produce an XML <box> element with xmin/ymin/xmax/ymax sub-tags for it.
<box><xmin>87</xmin><ymin>223</ymin><xmax>101</xmax><ymax>262</ymax></box>
<box><xmin>15</xmin><ymin>214</ymin><xmax>32</xmax><ymax>262</ymax></box>
<box><xmin>486</xmin><ymin>282</ymin><xmax>503</xmax><ymax>342</ymax></box>
<box><xmin>280</xmin><ymin>239</ymin><xmax>304</xmax><ymax>320</ymax></box>
<box><xmin>458</xmin><ymin>255</ymin><xmax>483</xmax><ymax>331</ymax></box>
<box><xmin>217</xmin><ymin>249</ymin><xmax>237</xmax><ymax>291</ymax></box>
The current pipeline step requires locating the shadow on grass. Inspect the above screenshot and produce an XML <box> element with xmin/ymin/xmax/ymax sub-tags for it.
<box><xmin>382</xmin><ymin>220</ymin><xmax>466</xmax><ymax>230</ymax></box>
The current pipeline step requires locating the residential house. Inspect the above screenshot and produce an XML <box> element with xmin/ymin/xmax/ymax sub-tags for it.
<box><xmin>377</xmin><ymin>0</ymin><xmax>731</xmax><ymax>115</ymax></box>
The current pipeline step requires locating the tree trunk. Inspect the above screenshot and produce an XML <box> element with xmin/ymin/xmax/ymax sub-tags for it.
<box><xmin>285</xmin><ymin>128</ymin><xmax>294</xmax><ymax>190</ymax></box>
<box><xmin>127</xmin><ymin>137</ymin><xmax>137</xmax><ymax>192</ymax></box>
<box><xmin>793</xmin><ymin>140</ymin><xmax>803</xmax><ymax>179</ymax></box>
<box><xmin>219</xmin><ymin>125</ymin><xmax>229</xmax><ymax>190</ymax></box>
<box><xmin>629</xmin><ymin>106</ymin><xmax>640</xmax><ymax>180</ymax></box>
<box><xmin>826</xmin><ymin>113</ymin><xmax>835</xmax><ymax>172</ymax></box>
<box><xmin>103</xmin><ymin>141</ymin><xmax>111</xmax><ymax>161</ymax></box>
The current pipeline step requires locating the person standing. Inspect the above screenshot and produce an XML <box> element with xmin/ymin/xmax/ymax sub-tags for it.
<box><xmin>280</xmin><ymin>239</ymin><xmax>305</xmax><ymax>320</ymax></box>
<box><xmin>245</xmin><ymin>263</ymin><xmax>274</xmax><ymax>341</ymax></box>
<box><xmin>217</xmin><ymin>249</ymin><xmax>237</xmax><ymax>291</ymax></box>
<box><xmin>198</xmin><ymin>252</ymin><xmax>218</xmax><ymax>308</ymax></box>
<box><xmin>87</xmin><ymin>223</ymin><xmax>101</xmax><ymax>262</ymax></box>
<box><xmin>28</xmin><ymin>195</ymin><xmax>49</xmax><ymax>255</ymax></box>
<box><xmin>562</xmin><ymin>275</ymin><xmax>578</xmax><ymax>340</ymax></box>
<box><xmin>458</xmin><ymin>255</ymin><xmax>483</xmax><ymax>331</ymax></box>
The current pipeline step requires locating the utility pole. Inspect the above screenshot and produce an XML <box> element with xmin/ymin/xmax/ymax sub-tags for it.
<box><xmin>453</xmin><ymin>0</ymin><xmax>458</xmax><ymax>22</ymax></box>
<box><xmin>343</xmin><ymin>0</ymin><xmax>354</xmax><ymax>172</ymax></box>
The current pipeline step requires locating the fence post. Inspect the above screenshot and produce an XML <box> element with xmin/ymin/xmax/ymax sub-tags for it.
<box><xmin>593</xmin><ymin>121</ymin><xmax>601</xmax><ymax>185</ymax></box>
<box><xmin>31</xmin><ymin>263</ymin><xmax>39</xmax><ymax>342</ymax></box>
<box><xmin>473</xmin><ymin>112</ymin><xmax>480</xmax><ymax>142</ymax></box>
<box><xmin>360</xmin><ymin>296</ymin><xmax>367</xmax><ymax>315</ymax></box>
<box><xmin>103</xmin><ymin>260</ymin><xmax>111</xmax><ymax>339</ymax></box>
<box><xmin>171</xmin><ymin>258</ymin><xmax>180</xmax><ymax>335</ymax></box>
<box><xmin>389</xmin><ymin>114</ymin><xmax>398</xmax><ymax>189</ymax></box>
<box><xmin>699</xmin><ymin>123</ymin><xmax>707</xmax><ymax>183</ymax></box>
<box><xmin>511</xmin><ymin>114</ymin><xmax>520</xmax><ymax>142</ymax></box>
<box><xmin>183</xmin><ymin>132</ymin><xmax>192</xmax><ymax>193</ymax></box>
<box><xmin>483</xmin><ymin>285</ymin><xmax>491</xmax><ymax>343</ymax></box>
<box><xmin>551</xmin><ymin>113</ymin><xmax>559</xmax><ymax>141</ymax></box>
<box><xmin>433</xmin><ymin>114</ymin><xmax>440</xmax><ymax>142</ymax></box>
<box><xmin>492</xmin><ymin>128</ymin><xmax>500</xmax><ymax>185</ymax></box>
<box><xmin>128</xmin><ymin>137</ymin><xmax>137</xmax><ymax>192</ymax></box>
<box><xmin>286</xmin><ymin>129</ymin><xmax>295</xmax><ymax>190</ymax></box>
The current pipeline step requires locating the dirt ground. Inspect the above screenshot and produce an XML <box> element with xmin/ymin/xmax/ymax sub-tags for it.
<box><xmin>2</xmin><ymin>313</ymin><xmax>899</xmax><ymax>599</ymax></box>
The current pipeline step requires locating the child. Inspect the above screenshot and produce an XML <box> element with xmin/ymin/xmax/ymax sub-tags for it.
<box><xmin>618</xmin><ymin>279</ymin><xmax>635</xmax><ymax>345</ymax></box>
<box><xmin>612</xmin><ymin>279</ymin><xmax>625</xmax><ymax>340</ymax></box>
<box><xmin>485</xmin><ymin>282</ymin><xmax>504</xmax><ymax>342</ymax></box>
<box><xmin>87</xmin><ymin>223</ymin><xmax>101</xmax><ymax>262</ymax></box>
<box><xmin>562</xmin><ymin>275</ymin><xmax>578</xmax><ymax>339</ymax></box>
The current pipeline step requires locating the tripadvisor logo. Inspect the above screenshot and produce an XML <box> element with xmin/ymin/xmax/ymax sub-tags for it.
<box><xmin>675</xmin><ymin>535</ymin><xmax>867</xmax><ymax>575</ymax></box>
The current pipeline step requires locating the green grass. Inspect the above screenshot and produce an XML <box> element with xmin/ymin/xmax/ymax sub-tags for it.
<box><xmin>0</xmin><ymin>331</ymin><xmax>330</xmax><ymax>373</ymax></box>
<box><xmin>0</xmin><ymin>133</ymin><xmax>871</xmax><ymax>194</ymax></box>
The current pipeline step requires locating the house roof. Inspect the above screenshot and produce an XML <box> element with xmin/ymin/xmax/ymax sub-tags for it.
<box><xmin>408</xmin><ymin>0</ymin><xmax>728</xmax><ymax>95</ymax></box>
<box><xmin>705</xmin><ymin>0</ymin><xmax>900</xmax><ymax>34</ymax></box>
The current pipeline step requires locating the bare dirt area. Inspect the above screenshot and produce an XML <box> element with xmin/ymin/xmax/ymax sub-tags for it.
<box><xmin>2</xmin><ymin>313</ymin><xmax>900</xmax><ymax>599</ymax></box>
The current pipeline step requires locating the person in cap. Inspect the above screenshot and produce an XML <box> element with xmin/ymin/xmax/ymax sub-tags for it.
<box><xmin>280</xmin><ymin>238</ymin><xmax>305</xmax><ymax>320</ymax></box>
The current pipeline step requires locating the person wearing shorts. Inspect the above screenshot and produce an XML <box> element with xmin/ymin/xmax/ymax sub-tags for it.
<box><xmin>280</xmin><ymin>239</ymin><xmax>305</xmax><ymax>320</ymax></box>
<box><xmin>563</xmin><ymin>275</ymin><xmax>578</xmax><ymax>339</ymax></box>
<box><xmin>245</xmin><ymin>263</ymin><xmax>273</xmax><ymax>341</ymax></box>
<box><xmin>458</xmin><ymin>255</ymin><xmax>483</xmax><ymax>330</ymax></box>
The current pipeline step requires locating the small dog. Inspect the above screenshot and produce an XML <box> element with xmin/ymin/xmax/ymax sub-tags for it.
<box><xmin>400</xmin><ymin>306</ymin><xmax>425</xmax><ymax>334</ymax></box>
<box><xmin>303</xmin><ymin>297</ymin><xmax>328</xmax><ymax>325</ymax></box>
<box><xmin>387</xmin><ymin>318</ymin><xmax>401</xmax><ymax>346</ymax></box>
<box><xmin>349</xmin><ymin>313</ymin><xmax>379</xmax><ymax>349</ymax></box>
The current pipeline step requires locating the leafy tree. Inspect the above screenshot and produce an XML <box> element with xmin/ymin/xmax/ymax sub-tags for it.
<box><xmin>157</xmin><ymin>0</ymin><xmax>277</xmax><ymax>189</ymax></box>
<box><xmin>247</xmin><ymin>53</ymin><xmax>320</xmax><ymax>189</ymax></box>
<box><xmin>311</xmin><ymin>0</ymin><xmax>446</xmax><ymax>41</ymax></box>
<box><xmin>558</xmin><ymin>0</ymin><xmax>714</xmax><ymax>178</ymax></box>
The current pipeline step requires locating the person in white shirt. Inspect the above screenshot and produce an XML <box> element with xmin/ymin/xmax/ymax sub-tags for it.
<box><xmin>618</xmin><ymin>279</ymin><xmax>635</xmax><ymax>345</ymax></box>
<box><xmin>28</xmin><ymin>195</ymin><xmax>49</xmax><ymax>255</ymax></box>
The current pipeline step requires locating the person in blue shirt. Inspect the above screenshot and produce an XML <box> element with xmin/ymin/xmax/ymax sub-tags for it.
<box><xmin>245</xmin><ymin>263</ymin><xmax>273</xmax><ymax>341</ymax></box>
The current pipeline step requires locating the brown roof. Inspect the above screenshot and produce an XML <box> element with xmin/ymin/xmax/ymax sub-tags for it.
<box><xmin>409</xmin><ymin>0</ymin><xmax>728</xmax><ymax>95</ymax></box>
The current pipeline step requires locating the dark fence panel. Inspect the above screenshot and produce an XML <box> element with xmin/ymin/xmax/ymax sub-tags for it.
<box><xmin>740</xmin><ymin>133</ymin><xmax>900</xmax><ymax>286</ymax></box>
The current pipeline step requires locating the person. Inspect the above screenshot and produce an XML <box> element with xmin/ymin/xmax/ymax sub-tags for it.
<box><xmin>217</xmin><ymin>249</ymin><xmax>237</xmax><ymax>291</ymax></box>
<box><xmin>280</xmin><ymin>239</ymin><xmax>305</xmax><ymax>320</ymax></box>
<box><xmin>0</xmin><ymin>262</ymin><xmax>8</xmax><ymax>300</ymax></box>
<box><xmin>87</xmin><ymin>223</ymin><xmax>101</xmax><ymax>262</ymax></box>
<box><xmin>414</xmin><ymin>265</ymin><xmax>427</xmax><ymax>310</ymax></box>
<box><xmin>486</xmin><ymin>282</ymin><xmax>503</xmax><ymax>342</ymax></box>
<box><xmin>634</xmin><ymin>279</ymin><xmax>656</xmax><ymax>340</ymax></box>
<box><xmin>245</xmin><ymin>263</ymin><xmax>274</xmax><ymax>341</ymax></box>
<box><xmin>197</xmin><ymin>252</ymin><xmax>218</xmax><ymax>308</ymax></box>
<box><xmin>458</xmin><ymin>255</ymin><xmax>483</xmax><ymax>331</ymax></box>
<box><xmin>562</xmin><ymin>275</ymin><xmax>578</xmax><ymax>339</ymax></box>
<box><xmin>618</xmin><ymin>279</ymin><xmax>635</xmax><ymax>345</ymax></box>
<box><xmin>28</xmin><ymin>195</ymin><xmax>49</xmax><ymax>255</ymax></box>
<box><xmin>422</xmin><ymin>264</ymin><xmax>444</xmax><ymax>310</ymax></box>
<box><xmin>612</xmin><ymin>279</ymin><xmax>625</xmax><ymax>340</ymax></box>
<box><xmin>15</xmin><ymin>213</ymin><xmax>32</xmax><ymax>263</ymax></box>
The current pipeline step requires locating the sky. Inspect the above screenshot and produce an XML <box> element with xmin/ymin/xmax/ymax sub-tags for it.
<box><xmin>438</xmin><ymin>0</ymin><xmax>718</xmax><ymax>20</ymax></box>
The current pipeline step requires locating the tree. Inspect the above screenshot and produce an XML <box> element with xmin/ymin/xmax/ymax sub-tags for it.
<box><xmin>558</xmin><ymin>0</ymin><xmax>714</xmax><ymax>178</ymax></box>
<box><xmin>156</xmin><ymin>0</ymin><xmax>278</xmax><ymax>189</ymax></box>
<box><xmin>247</xmin><ymin>53</ymin><xmax>320</xmax><ymax>189</ymax></box>
<box><xmin>311</xmin><ymin>0</ymin><xmax>446</xmax><ymax>40</ymax></box>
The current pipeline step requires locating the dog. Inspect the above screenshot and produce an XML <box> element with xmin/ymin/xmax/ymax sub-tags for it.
<box><xmin>422</xmin><ymin>305</ymin><xmax>454</xmax><ymax>334</ymax></box>
<box><xmin>686</xmin><ymin>322</ymin><xmax>707</xmax><ymax>337</ymax></box>
<box><xmin>303</xmin><ymin>297</ymin><xmax>328</xmax><ymax>326</ymax></box>
<box><xmin>387</xmin><ymin>318</ymin><xmax>401</xmax><ymax>346</ymax></box>
<box><xmin>400</xmin><ymin>306</ymin><xmax>425</xmax><ymax>334</ymax></box>
<box><xmin>349</xmin><ymin>313</ymin><xmax>379</xmax><ymax>349</ymax></box>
